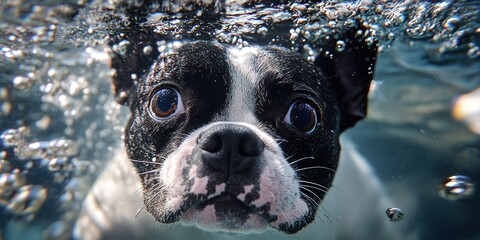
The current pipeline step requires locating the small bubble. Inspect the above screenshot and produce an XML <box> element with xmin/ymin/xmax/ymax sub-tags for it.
<box><xmin>36</xmin><ymin>116</ymin><xmax>52</xmax><ymax>130</ymax></box>
<box><xmin>0</xmin><ymin>160</ymin><xmax>12</xmax><ymax>173</ymax></box>
<box><xmin>344</xmin><ymin>19</ymin><xmax>356</xmax><ymax>28</ymax></box>
<box><xmin>387</xmin><ymin>32</ymin><xmax>396</xmax><ymax>40</ymax></box>
<box><xmin>48</xmin><ymin>158</ymin><xmax>69</xmax><ymax>171</ymax></box>
<box><xmin>328</xmin><ymin>21</ymin><xmax>336</xmax><ymax>28</ymax></box>
<box><xmin>59</xmin><ymin>191</ymin><xmax>74</xmax><ymax>204</ymax></box>
<box><xmin>143</xmin><ymin>45</ymin><xmax>153</xmax><ymax>55</ymax></box>
<box><xmin>467</xmin><ymin>46</ymin><xmax>479</xmax><ymax>59</ymax></box>
<box><xmin>439</xmin><ymin>175</ymin><xmax>475</xmax><ymax>201</ymax></box>
<box><xmin>1</xmin><ymin>127</ymin><xmax>30</xmax><ymax>147</ymax></box>
<box><xmin>13</xmin><ymin>76</ymin><xmax>34</xmax><ymax>90</ymax></box>
<box><xmin>6</xmin><ymin>185</ymin><xmax>48</xmax><ymax>215</ymax></box>
<box><xmin>0</xmin><ymin>87</ymin><xmax>8</xmax><ymax>99</ymax></box>
<box><xmin>1</xmin><ymin>102</ymin><xmax>12</xmax><ymax>115</ymax></box>
<box><xmin>443</xmin><ymin>17</ymin><xmax>461</xmax><ymax>32</ymax></box>
<box><xmin>386</xmin><ymin>207</ymin><xmax>404</xmax><ymax>222</ymax></box>
<box><xmin>257</xmin><ymin>26</ymin><xmax>268</xmax><ymax>35</ymax></box>
<box><xmin>335</xmin><ymin>40</ymin><xmax>346</xmax><ymax>52</ymax></box>
<box><xmin>365</xmin><ymin>36</ymin><xmax>376</xmax><ymax>46</ymax></box>
<box><xmin>0</xmin><ymin>173</ymin><xmax>26</xmax><ymax>197</ymax></box>
<box><xmin>44</xmin><ymin>220</ymin><xmax>70</xmax><ymax>239</ymax></box>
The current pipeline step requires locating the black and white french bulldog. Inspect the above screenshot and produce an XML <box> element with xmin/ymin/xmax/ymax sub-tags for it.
<box><xmin>75</xmin><ymin>29</ymin><xmax>412</xmax><ymax>239</ymax></box>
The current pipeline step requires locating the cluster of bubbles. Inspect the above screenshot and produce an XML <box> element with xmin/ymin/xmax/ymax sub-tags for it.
<box><xmin>1</xmin><ymin>2</ymin><xmax>125</xmax><ymax>236</ymax></box>
<box><xmin>0</xmin><ymin>127</ymin><xmax>71</xmax><ymax>216</ymax></box>
<box><xmin>136</xmin><ymin>0</ymin><xmax>480</xmax><ymax>60</ymax></box>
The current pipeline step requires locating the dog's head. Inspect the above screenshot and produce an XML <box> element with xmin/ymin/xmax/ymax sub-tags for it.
<box><xmin>110</xmin><ymin>31</ymin><xmax>377</xmax><ymax>234</ymax></box>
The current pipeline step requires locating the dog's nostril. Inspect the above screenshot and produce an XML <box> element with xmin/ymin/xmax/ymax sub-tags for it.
<box><xmin>198</xmin><ymin>132</ymin><xmax>222</xmax><ymax>152</ymax></box>
<box><xmin>240</xmin><ymin>135</ymin><xmax>264</xmax><ymax>156</ymax></box>
<box><xmin>197</xmin><ymin>124</ymin><xmax>264</xmax><ymax>177</ymax></box>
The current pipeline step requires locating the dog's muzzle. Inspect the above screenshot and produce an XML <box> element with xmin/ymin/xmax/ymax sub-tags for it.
<box><xmin>194</xmin><ymin>124</ymin><xmax>265</xmax><ymax>179</ymax></box>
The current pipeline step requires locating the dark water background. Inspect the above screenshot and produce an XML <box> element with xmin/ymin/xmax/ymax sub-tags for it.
<box><xmin>1</xmin><ymin>0</ymin><xmax>479</xmax><ymax>239</ymax></box>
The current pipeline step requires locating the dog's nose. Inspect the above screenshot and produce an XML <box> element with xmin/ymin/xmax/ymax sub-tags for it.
<box><xmin>197</xmin><ymin>124</ymin><xmax>264</xmax><ymax>176</ymax></box>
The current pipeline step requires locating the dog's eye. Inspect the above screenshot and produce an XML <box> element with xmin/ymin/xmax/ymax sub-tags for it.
<box><xmin>148</xmin><ymin>88</ymin><xmax>185</xmax><ymax>120</ymax></box>
<box><xmin>284</xmin><ymin>100</ymin><xmax>318</xmax><ymax>133</ymax></box>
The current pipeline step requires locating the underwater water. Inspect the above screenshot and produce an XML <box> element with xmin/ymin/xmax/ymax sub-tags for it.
<box><xmin>0</xmin><ymin>0</ymin><xmax>479</xmax><ymax>239</ymax></box>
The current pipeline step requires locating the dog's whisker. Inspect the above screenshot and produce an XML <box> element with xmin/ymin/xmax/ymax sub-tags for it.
<box><xmin>299</xmin><ymin>186</ymin><xmax>323</xmax><ymax>203</ymax></box>
<box><xmin>130</xmin><ymin>159</ymin><xmax>163</xmax><ymax>165</ymax></box>
<box><xmin>137</xmin><ymin>168</ymin><xmax>161</xmax><ymax>176</ymax></box>
<box><xmin>298</xmin><ymin>180</ymin><xmax>330</xmax><ymax>191</ymax></box>
<box><xmin>289</xmin><ymin>156</ymin><xmax>315</xmax><ymax>166</ymax></box>
<box><xmin>171</xmin><ymin>134</ymin><xmax>189</xmax><ymax>142</ymax></box>
<box><xmin>274</xmin><ymin>138</ymin><xmax>289</xmax><ymax>144</ymax></box>
<box><xmin>284</xmin><ymin>154</ymin><xmax>295</xmax><ymax>163</ymax></box>
<box><xmin>137</xmin><ymin>176</ymin><xmax>161</xmax><ymax>191</ymax></box>
<box><xmin>135</xmin><ymin>205</ymin><xmax>146</xmax><ymax>218</ymax></box>
<box><xmin>146</xmin><ymin>183</ymin><xmax>167</xmax><ymax>204</ymax></box>
<box><xmin>133</xmin><ymin>138</ymin><xmax>158</xmax><ymax>156</ymax></box>
<box><xmin>295</xmin><ymin>166</ymin><xmax>336</xmax><ymax>173</ymax></box>
<box><xmin>299</xmin><ymin>184</ymin><xmax>329</xmax><ymax>194</ymax></box>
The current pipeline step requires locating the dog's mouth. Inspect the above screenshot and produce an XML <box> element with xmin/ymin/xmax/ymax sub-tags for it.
<box><xmin>195</xmin><ymin>194</ymin><xmax>254</xmax><ymax>217</ymax></box>
<box><xmin>179</xmin><ymin>193</ymin><xmax>271</xmax><ymax>233</ymax></box>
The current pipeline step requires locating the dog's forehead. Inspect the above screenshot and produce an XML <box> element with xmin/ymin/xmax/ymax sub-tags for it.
<box><xmin>222</xmin><ymin>46</ymin><xmax>261</xmax><ymax>121</ymax></box>
<box><xmin>141</xmin><ymin>42</ymin><xmax>329</xmax><ymax>120</ymax></box>
<box><xmin>146</xmin><ymin>42</ymin><xmax>228</xmax><ymax>83</ymax></box>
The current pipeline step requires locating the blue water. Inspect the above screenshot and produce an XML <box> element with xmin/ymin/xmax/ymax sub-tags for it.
<box><xmin>1</xmin><ymin>0</ymin><xmax>479</xmax><ymax>239</ymax></box>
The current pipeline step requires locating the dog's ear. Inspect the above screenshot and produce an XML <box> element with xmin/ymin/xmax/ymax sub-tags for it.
<box><xmin>109</xmin><ymin>29</ymin><xmax>159</xmax><ymax>105</ymax></box>
<box><xmin>314</xmin><ymin>28</ymin><xmax>378</xmax><ymax>132</ymax></box>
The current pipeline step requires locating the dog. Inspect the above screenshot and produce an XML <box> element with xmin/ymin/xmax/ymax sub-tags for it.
<box><xmin>74</xmin><ymin>29</ymin><xmax>412</xmax><ymax>239</ymax></box>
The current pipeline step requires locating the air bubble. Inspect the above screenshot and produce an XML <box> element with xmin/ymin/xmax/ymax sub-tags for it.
<box><xmin>143</xmin><ymin>45</ymin><xmax>153</xmax><ymax>55</ymax></box>
<box><xmin>257</xmin><ymin>26</ymin><xmax>268</xmax><ymax>35</ymax></box>
<box><xmin>443</xmin><ymin>17</ymin><xmax>461</xmax><ymax>32</ymax></box>
<box><xmin>0</xmin><ymin>173</ymin><xmax>26</xmax><ymax>197</ymax></box>
<box><xmin>36</xmin><ymin>116</ymin><xmax>52</xmax><ymax>130</ymax></box>
<box><xmin>365</xmin><ymin>36</ymin><xmax>376</xmax><ymax>46</ymax></box>
<box><xmin>1</xmin><ymin>102</ymin><xmax>12</xmax><ymax>115</ymax></box>
<box><xmin>25</xmin><ymin>139</ymin><xmax>77</xmax><ymax>160</ymax></box>
<box><xmin>386</xmin><ymin>207</ymin><xmax>404</xmax><ymax>222</ymax></box>
<box><xmin>387</xmin><ymin>32</ymin><xmax>396</xmax><ymax>40</ymax></box>
<box><xmin>439</xmin><ymin>175</ymin><xmax>475</xmax><ymax>201</ymax></box>
<box><xmin>335</xmin><ymin>40</ymin><xmax>346</xmax><ymax>52</ymax></box>
<box><xmin>13</xmin><ymin>76</ymin><xmax>34</xmax><ymax>90</ymax></box>
<box><xmin>48</xmin><ymin>158</ymin><xmax>69</xmax><ymax>171</ymax></box>
<box><xmin>0</xmin><ymin>160</ymin><xmax>12</xmax><ymax>173</ymax></box>
<box><xmin>1</xmin><ymin>127</ymin><xmax>30</xmax><ymax>147</ymax></box>
<box><xmin>467</xmin><ymin>46</ymin><xmax>479</xmax><ymax>59</ymax></box>
<box><xmin>44</xmin><ymin>220</ymin><xmax>70</xmax><ymax>239</ymax></box>
<box><xmin>6</xmin><ymin>185</ymin><xmax>48</xmax><ymax>215</ymax></box>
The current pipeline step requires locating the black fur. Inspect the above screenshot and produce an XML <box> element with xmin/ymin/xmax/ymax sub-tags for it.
<box><xmin>111</xmin><ymin>32</ymin><xmax>377</xmax><ymax>234</ymax></box>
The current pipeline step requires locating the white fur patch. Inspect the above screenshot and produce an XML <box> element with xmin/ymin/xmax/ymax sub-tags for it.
<box><xmin>210</xmin><ymin>183</ymin><xmax>226</xmax><ymax>198</ymax></box>
<box><xmin>237</xmin><ymin>184</ymin><xmax>254</xmax><ymax>202</ymax></box>
<box><xmin>189</xmin><ymin>165</ymin><xmax>209</xmax><ymax>195</ymax></box>
<box><xmin>158</xmin><ymin>121</ymin><xmax>307</xmax><ymax>231</ymax></box>
<box><xmin>222</xmin><ymin>47</ymin><xmax>265</xmax><ymax>123</ymax></box>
